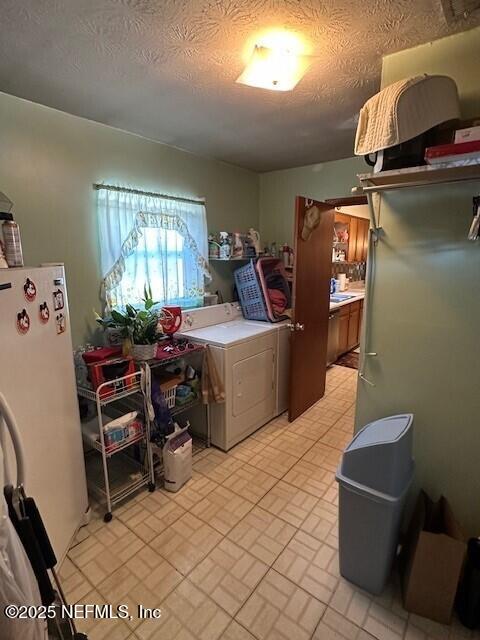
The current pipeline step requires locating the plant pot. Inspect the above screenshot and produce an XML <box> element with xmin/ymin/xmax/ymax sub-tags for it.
<box><xmin>131</xmin><ymin>343</ymin><xmax>157</xmax><ymax>361</ymax></box>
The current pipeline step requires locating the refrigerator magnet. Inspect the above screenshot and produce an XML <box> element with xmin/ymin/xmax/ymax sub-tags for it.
<box><xmin>16</xmin><ymin>309</ymin><xmax>30</xmax><ymax>334</ymax></box>
<box><xmin>39</xmin><ymin>301</ymin><xmax>50</xmax><ymax>324</ymax></box>
<box><xmin>23</xmin><ymin>278</ymin><xmax>37</xmax><ymax>302</ymax></box>
<box><xmin>55</xmin><ymin>313</ymin><xmax>66</xmax><ymax>335</ymax></box>
<box><xmin>53</xmin><ymin>288</ymin><xmax>64</xmax><ymax>310</ymax></box>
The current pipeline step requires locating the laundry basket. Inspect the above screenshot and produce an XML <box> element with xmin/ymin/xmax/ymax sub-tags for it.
<box><xmin>159</xmin><ymin>375</ymin><xmax>182</xmax><ymax>409</ymax></box>
<box><xmin>255</xmin><ymin>258</ymin><xmax>291</xmax><ymax>322</ymax></box>
<box><xmin>234</xmin><ymin>260</ymin><xmax>269</xmax><ymax>321</ymax></box>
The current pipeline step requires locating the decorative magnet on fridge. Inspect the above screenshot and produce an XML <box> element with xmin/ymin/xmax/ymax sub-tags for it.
<box><xmin>53</xmin><ymin>288</ymin><xmax>64</xmax><ymax>311</ymax></box>
<box><xmin>23</xmin><ymin>278</ymin><xmax>37</xmax><ymax>302</ymax></box>
<box><xmin>16</xmin><ymin>309</ymin><xmax>30</xmax><ymax>334</ymax></box>
<box><xmin>55</xmin><ymin>313</ymin><xmax>66</xmax><ymax>335</ymax></box>
<box><xmin>39</xmin><ymin>301</ymin><xmax>50</xmax><ymax>324</ymax></box>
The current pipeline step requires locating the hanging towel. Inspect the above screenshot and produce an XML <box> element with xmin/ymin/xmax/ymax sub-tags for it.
<box><xmin>202</xmin><ymin>347</ymin><xmax>225</xmax><ymax>404</ymax></box>
<box><xmin>354</xmin><ymin>75</ymin><xmax>460</xmax><ymax>156</ymax></box>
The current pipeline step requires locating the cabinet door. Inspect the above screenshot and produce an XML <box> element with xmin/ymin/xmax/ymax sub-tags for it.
<box><xmin>347</xmin><ymin>216</ymin><xmax>358</xmax><ymax>262</ymax></box>
<box><xmin>359</xmin><ymin>219</ymin><xmax>370</xmax><ymax>262</ymax></box>
<box><xmin>358</xmin><ymin>300</ymin><xmax>364</xmax><ymax>345</ymax></box>
<box><xmin>347</xmin><ymin>302</ymin><xmax>361</xmax><ymax>349</ymax></box>
<box><xmin>338</xmin><ymin>307</ymin><xmax>350</xmax><ymax>355</ymax></box>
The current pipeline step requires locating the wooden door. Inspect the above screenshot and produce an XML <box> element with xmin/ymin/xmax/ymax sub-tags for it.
<box><xmin>289</xmin><ymin>197</ymin><xmax>334</xmax><ymax>421</ymax></box>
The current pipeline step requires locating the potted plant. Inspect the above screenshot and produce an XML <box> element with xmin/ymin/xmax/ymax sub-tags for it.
<box><xmin>96</xmin><ymin>285</ymin><xmax>163</xmax><ymax>360</ymax></box>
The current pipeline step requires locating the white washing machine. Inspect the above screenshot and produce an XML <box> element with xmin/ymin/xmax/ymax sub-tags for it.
<box><xmin>177</xmin><ymin>303</ymin><xmax>290</xmax><ymax>451</ymax></box>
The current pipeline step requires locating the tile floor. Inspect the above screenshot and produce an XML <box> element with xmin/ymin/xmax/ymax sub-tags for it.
<box><xmin>62</xmin><ymin>365</ymin><xmax>477</xmax><ymax>640</ymax></box>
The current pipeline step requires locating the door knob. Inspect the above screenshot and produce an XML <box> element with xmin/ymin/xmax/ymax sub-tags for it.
<box><xmin>295</xmin><ymin>322</ymin><xmax>305</xmax><ymax>331</ymax></box>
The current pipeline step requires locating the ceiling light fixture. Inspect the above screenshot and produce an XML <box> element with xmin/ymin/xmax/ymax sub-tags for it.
<box><xmin>237</xmin><ymin>31</ymin><xmax>311</xmax><ymax>92</ymax></box>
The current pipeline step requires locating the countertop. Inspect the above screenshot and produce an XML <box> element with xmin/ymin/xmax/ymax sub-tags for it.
<box><xmin>329</xmin><ymin>289</ymin><xmax>365</xmax><ymax>311</ymax></box>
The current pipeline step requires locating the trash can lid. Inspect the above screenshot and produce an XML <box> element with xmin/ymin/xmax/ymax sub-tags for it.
<box><xmin>346</xmin><ymin>414</ymin><xmax>413</xmax><ymax>452</ymax></box>
<box><xmin>340</xmin><ymin>414</ymin><xmax>414</xmax><ymax>495</ymax></box>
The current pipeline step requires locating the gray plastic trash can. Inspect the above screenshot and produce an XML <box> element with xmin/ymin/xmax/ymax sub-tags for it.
<box><xmin>336</xmin><ymin>414</ymin><xmax>414</xmax><ymax>595</ymax></box>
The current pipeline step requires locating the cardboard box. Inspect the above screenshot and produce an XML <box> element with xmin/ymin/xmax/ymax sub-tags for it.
<box><xmin>401</xmin><ymin>491</ymin><xmax>466</xmax><ymax>624</ymax></box>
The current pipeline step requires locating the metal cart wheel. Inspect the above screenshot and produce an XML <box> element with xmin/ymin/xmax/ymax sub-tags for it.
<box><xmin>103</xmin><ymin>512</ymin><xmax>113</xmax><ymax>523</ymax></box>
<box><xmin>148</xmin><ymin>481</ymin><xmax>156</xmax><ymax>492</ymax></box>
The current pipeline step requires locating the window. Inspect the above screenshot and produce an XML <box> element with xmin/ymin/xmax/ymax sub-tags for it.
<box><xmin>97</xmin><ymin>186</ymin><xmax>209</xmax><ymax>310</ymax></box>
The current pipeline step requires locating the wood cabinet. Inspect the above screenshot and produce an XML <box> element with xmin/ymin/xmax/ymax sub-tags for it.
<box><xmin>355</xmin><ymin>218</ymin><xmax>369</xmax><ymax>262</ymax></box>
<box><xmin>338</xmin><ymin>306</ymin><xmax>350</xmax><ymax>354</ymax></box>
<box><xmin>337</xmin><ymin>299</ymin><xmax>363</xmax><ymax>356</ymax></box>
<box><xmin>333</xmin><ymin>213</ymin><xmax>369</xmax><ymax>263</ymax></box>
<box><xmin>347</xmin><ymin>301</ymin><xmax>361</xmax><ymax>349</ymax></box>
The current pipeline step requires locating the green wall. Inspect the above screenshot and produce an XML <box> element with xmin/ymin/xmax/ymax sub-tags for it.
<box><xmin>0</xmin><ymin>91</ymin><xmax>259</xmax><ymax>346</ymax></box>
<box><xmin>259</xmin><ymin>156</ymin><xmax>366</xmax><ymax>247</ymax></box>
<box><xmin>381</xmin><ymin>26</ymin><xmax>480</xmax><ymax>119</ymax></box>
<box><xmin>356</xmin><ymin>29</ymin><xmax>480</xmax><ymax>535</ymax></box>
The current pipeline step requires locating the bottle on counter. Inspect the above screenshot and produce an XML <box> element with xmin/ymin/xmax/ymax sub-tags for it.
<box><xmin>2</xmin><ymin>216</ymin><xmax>24</xmax><ymax>267</ymax></box>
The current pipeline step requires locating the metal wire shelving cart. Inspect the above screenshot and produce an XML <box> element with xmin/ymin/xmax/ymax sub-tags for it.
<box><xmin>77</xmin><ymin>369</ymin><xmax>155</xmax><ymax>522</ymax></box>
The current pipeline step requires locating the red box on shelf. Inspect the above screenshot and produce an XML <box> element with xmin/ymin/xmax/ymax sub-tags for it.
<box><xmin>88</xmin><ymin>356</ymin><xmax>137</xmax><ymax>398</ymax></box>
<box><xmin>82</xmin><ymin>346</ymin><xmax>122</xmax><ymax>365</ymax></box>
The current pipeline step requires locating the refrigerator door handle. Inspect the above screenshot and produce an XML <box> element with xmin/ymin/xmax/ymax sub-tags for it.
<box><xmin>0</xmin><ymin>282</ymin><xmax>12</xmax><ymax>291</ymax></box>
<box><xmin>0</xmin><ymin>392</ymin><xmax>26</xmax><ymax>488</ymax></box>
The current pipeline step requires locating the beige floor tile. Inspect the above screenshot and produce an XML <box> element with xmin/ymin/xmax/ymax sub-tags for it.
<box><xmin>150</xmin><ymin>512</ymin><xmax>223</xmax><ymax>575</ymax></box>
<box><xmin>322</xmin><ymin>476</ymin><xmax>339</xmax><ymax>506</ymax></box>
<box><xmin>268</xmin><ymin>430</ymin><xmax>316</xmax><ymax>458</ymax></box>
<box><xmin>136</xmin><ymin>579</ymin><xmax>231</xmax><ymax>640</ymax></box>
<box><xmin>74</xmin><ymin>589</ymin><xmax>131</xmax><ymax>640</ymax></box>
<box><xmin>330</xmin><ymin>579</ymin><xmax>407</xmax><ymax>640</ymax></box>
<box><xmin>222</xmin><ymin>463</ymin><xmax>277</xmax><ymax>504</ymax></box>
<box><xmin>189</xmin><ymin>538</ymin><xmax>269</xmax><ymax>616</ymax></box>
<box><xmin>194</xmin><ymin>449</ymin><xmax>245</xmax><ymax>483</ymax></box>
<box><xmin>333</xmin><ymin>415</ymin><xmax>356</xmax><ymax>434</ymax></box>
<box><xmin>97</xmin><ymin>546</ymin><xmax>182</xmax><ymax>628</ymax></box>
<box><xmin>190</xmin><ymin>485</ymin><xmax>254</xmax><ymax>535</ymax></box>
<box><xmin>320</xmin><ymin>428</ymin><xmax>353</xmax><ymax>451</ymax></box>
<box><xmin>288</xmin><ymin>417</ymin><xmax>331</xmax><ymax>441</ymax></box>
<box><xmin>316</xmin><ymin>396</ymin><xmax>355</xmax><ymax>414</ymax></box>
<box><xmin>258</xmin><ymin>481</ymin><xmax>318</xmax><ymax>528</ymax></box>
<box><xmin>227</xmin><ymin>506</ymin><xmax>296</xmax><ymax>566</ymax></box>
<box><xmin>159</xmin><ymin>470</ymin><xmax>219</xmax><ymax>511</ymax></box>
<box><xmin>58</xmin><ymin>555</ymin><xmax>93</xmax><ymax>604</ymax></box>
<box><xmin>250</xmin><ymin>419</ymin><xmax>290</xmax><ymax>446</ymax></box>
<box><xmin>304</xmin><ymin>404</ymin><xmax>344</xmax><ymax>427</ymax></box>
<box><xmin>283</xmin><ymin>459</ymin><xmax>334</xmax><ymax>498</ymax></box>
<box><xmin>230</xmin><ymin>436</ymin><xmax>269</xmax><ymax>463</ymax></box>
<box><xmin>68</xmin><ymin>520</ymin><xmax>144</xmax><ymax>584</ymax></box>
<box><xmin>236</xmin><ymin>568</ymin><xmax>326</xmax><ymax>640</ymax></box>
<box><xmin>273</xmin><ymin>530</ymin><xmax>339</xmax><ymax>604</ymax></box>
<box><xmin>247</xmin><ymin>445</ymin><xmax>299</xmax><ymax>479</ymax></box>
<box><xmin>313</xmin><ymin>607</ymin><xmax>377</xmax><ymax>639</ymax></box>
<box><xmin>220</xmin><ymin>620</ymin><xmax>257</xmax><ymax>640</ymax></box>
<box><xmin>300</xmin><ymin>499</ymin><xmax>339</xmax><ymax>548</ymax></box>
<box><xmin>302</xmin><ymin>442</ymin><xmax>342</xmax><ymax>473</ymax></box>
<box><xmin>117</xmin><ymin>492</ymin><xmax>186</xmax><ymax>543</ymax></box>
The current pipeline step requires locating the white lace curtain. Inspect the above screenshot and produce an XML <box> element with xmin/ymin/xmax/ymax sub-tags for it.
<box><xmin>97</xmin><ymin>187</ymin><xmax>210</xmax><ymax>310</ymax></box>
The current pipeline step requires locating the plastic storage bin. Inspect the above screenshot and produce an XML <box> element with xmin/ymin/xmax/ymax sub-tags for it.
<box><xmin>234</xmin><ymin>260</ymin><xmax>269</xmax><ymax>321</ymax></box>
<box><xmin>336</xmin><ymin>414</ymin><xmax>414</xmax><ymax>595</ymax></box>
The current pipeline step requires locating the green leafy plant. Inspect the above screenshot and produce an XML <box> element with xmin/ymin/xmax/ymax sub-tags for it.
<box><xmin>95</xmin><ymin>285</ymin><xmax>163</xmax><ymax>345</ymax></box>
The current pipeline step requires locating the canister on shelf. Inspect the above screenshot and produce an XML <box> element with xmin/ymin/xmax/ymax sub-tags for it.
<box><xmin>2</xmin><ymin>220</ymin><xmax>24</xmax><ymax>267</ymax></box>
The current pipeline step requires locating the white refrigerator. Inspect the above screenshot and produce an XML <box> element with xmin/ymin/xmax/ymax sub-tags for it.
<box><xmin>0</xmin><ymin>265</ymin><xmax>88</xmax><ymax>562</ymax></box>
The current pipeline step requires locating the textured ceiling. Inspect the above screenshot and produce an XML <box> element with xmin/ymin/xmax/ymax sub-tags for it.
<box><xmin>0</xmin><ymin>1</ymin><xmax>479</xmax><ymax>171</ymax></box>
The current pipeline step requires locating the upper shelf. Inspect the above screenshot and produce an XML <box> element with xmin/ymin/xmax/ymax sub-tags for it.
<box><xmin>355</xmin><ymin>160</ymin><xmax>480</xmax><ymax>194</ymax></box>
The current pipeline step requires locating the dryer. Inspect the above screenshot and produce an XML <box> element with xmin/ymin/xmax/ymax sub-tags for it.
<box><xmin>177</xmin><ymin>304</ymin><xmax>289</xmax><ymax>451</ymax></box>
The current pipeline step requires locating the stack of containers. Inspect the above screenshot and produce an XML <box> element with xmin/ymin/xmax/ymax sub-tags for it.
<box><xmin>336</xmin><ymin>414</ymin><xmax>414</xmax><ymax>594</ymax></box>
